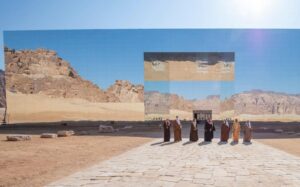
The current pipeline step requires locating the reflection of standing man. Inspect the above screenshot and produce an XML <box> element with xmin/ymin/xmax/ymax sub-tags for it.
<box><xmin>173</xmin><ymin>116</ymin><xmax>182</xmax><ymax>142</ymax></box>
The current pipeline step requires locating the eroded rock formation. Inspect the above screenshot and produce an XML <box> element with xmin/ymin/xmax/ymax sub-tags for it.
<box><xmin>5</xmin><ymin>48</ymin><xmax>143</xmax><ymax>102</ymax></box>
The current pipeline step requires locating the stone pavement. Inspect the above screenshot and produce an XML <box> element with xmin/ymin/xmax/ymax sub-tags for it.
<box><xmin>47</xmin><ymin>138</ymin><xmax>300</xmax><ymax>187</ymax></box>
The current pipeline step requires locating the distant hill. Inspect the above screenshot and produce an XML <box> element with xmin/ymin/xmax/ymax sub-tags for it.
<box><xmin>4</xmin><ymin>48</ymin><xmax>143</xmax><ymax>103</ymax></box>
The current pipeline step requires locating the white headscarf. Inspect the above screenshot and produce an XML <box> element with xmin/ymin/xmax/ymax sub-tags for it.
<box><xmin>246</xmin><ymin>120</ymin><xmax>251</xmax><ymax>128</ymax></box>
<box><xmin>225</xmin><ymin>120</ymin><xmax>229</xmax><ymax>127</ymax></box>
<box><xmin>176</xmin><ymin>116</ymin><xmax>181</xmax><ymax>125</ymax></box>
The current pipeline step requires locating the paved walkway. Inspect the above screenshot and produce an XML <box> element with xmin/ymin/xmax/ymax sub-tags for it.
<box><xmin>47</xmin><ymin>138</ymin><xmax>300</xmax><ymax>187</ymax></box>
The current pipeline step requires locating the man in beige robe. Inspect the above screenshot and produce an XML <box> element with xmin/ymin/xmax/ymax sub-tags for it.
<box><xmin>173</xmin><ymin>116</ymin><xmax>182</xmax><ymax>142</ymax></box>
<box><xmin>232</xmin><ymin>118</ymin><xmax>240</xmax><ymax>142</ymax></box>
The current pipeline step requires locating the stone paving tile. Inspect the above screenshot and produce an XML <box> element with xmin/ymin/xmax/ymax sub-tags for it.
<box><xmin>47</xmin><ymin>138</ymin><xmax>300</xmax><ymax>187</ymax></box>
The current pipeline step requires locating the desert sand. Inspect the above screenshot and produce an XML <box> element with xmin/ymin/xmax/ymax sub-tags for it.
<box><xmin>0</xmin><ymin>133</ymin><xmax>153</xmax><ymax>187</ymax></box>
<box><xmin>6</xmin><ymin>92</ymin><xmax>145</xmax><ymax>123</ymax></box>
<box><xmin>257</xmin><ymin>138</ymin><xmax>300</xmax><ymax>157</ymax></box>
<box><xmin>0</xmin><ymin>121</ymin><xmax>299</xmax><ymax>187</ymax></box>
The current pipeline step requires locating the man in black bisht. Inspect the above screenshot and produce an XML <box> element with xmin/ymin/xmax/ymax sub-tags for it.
<box><xmin>204</xmin><ymin>118</ymin><xmax>215</xmax><ymax>142</ymax></box>
<box><xmin>163</xmin><ymin>119</ymin><xmax>171</xmax><ymax>142</ymax></box>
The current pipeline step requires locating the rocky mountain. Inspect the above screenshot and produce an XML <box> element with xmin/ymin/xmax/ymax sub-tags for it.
<box><xmin>232</xmin><ymin>90</ymin><xmax>300</xmax><ymax>115</ymax></box>
<box><xmin>5</xmin><ymin>47</ymin><xmax>143</xmax><ymax>102</ymax></box>
<box><xmin>145</xmin><ymin>90</ymin><xmax>300</xmax><ymax>115</ymax></box>
<box><xmin>106</xmin><ymin>80</ymin><xmax>144</xmax><ymax>102</ymax></box>
<box><xmin>0</xmin><ymin>69</ymin><xmax>6</xmax><ymax>107</ymax></box>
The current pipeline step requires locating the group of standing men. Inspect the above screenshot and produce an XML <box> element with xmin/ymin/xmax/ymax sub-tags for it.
<box><xmin>163</xmin><ymin>116</ymin><xmax>252</xmax><ymax>143</ymax></box>
<box><xmin>220</xmin><ymin>119</ymin><xmax>252</xmax><ymax>143</ymax></box>
<box><xmin>163</xmin><ymin>116</ymin><xmax>182</xmax><ymax>142</ymax></box>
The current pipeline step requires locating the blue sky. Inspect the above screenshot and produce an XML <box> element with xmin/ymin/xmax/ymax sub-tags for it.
<box><xmin>1</xmin><ymin>0</ymin><xmax>300</xmax><ymax>69</ymax></box>
<box><xmin>3</xmin><ymin>29</ymin><xmax>300</xmax><ymax>99</ymax></box>
<box><xmin>1</xmin><ymin>0</ymin><xmax>300</xmax><ymax>99</ymax></box>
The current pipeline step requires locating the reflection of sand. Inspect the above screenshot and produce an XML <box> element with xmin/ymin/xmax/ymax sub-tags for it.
<box><xmin>145</xmin><ymin>110</ymin><xmax>190</xmax><ymax>121</ymax></box>
<box><xmin>7</xmin><ymin>92</ymin><xmax>144</xmax><ymax>123</ymax></box>
<box><xmin>0</xmin><ymin>108</ymin><xmax>5</xmax><ymax>122</ymax></box>
<box><xmin>146</xmin><ymin>109</ymin><xmax>235</xmax><ymax>121</ymax></box>
<box><xmin>144</xmin><ymin>61</ymin><xmax>234</xmax><ymax>81</ymax></box>
<box><xmin>237</xmin><ymin>114</ymin><xmax>300</xmax><ymax>122</ymax></box>
<box><xmin>144</xmin><ymin>61</ymin><xmax>169</xmax><ymax>80</ymax></box>
<box><xmin>145</xmin><ymin>109</ymin><xmax>300</xmax><ymax>122</ymax></box>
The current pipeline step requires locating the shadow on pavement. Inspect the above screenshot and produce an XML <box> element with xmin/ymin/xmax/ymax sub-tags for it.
<box><xmin>230</xmin><ymin>141</ymin><xmax>239</xmax><ymax>146</ymax></box>
<box><xmin>150</xmin><ymin>141</ymin><xmax>165</xmax><ymax>146</ymax></box>
<box><xmin>160</xmin><ymin>141</ymin><xmax>178</xmax><ymax>146</ymax></box>
<box><xmin>199</xmin><ymin>141</ymin><xmax>212</xmax><ymax>146</ymax></box>
<box><xmin>182</xmin><ymin>140</ymin><xmax>198</xmax><ymax>145</ymax></box>
<box><xmin>243</xmin><ymin>141</ymin><xmax>252</xmax><ymax>145</ymax></box>
<box><xmin>218</xmin><ymin>141</ymin><xmax>228</xmax><ymax>145</ymax></box>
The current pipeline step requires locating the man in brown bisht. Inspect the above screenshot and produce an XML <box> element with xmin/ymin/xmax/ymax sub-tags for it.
<box><xmin>232</xmin><ymin>118</ymin><xmax>241</xmax><ymax>143</ymax></box>
<box><xmin>243</xmin><ymin>120</ymin><xmax>252</xmax><ymax>143</ymax></box>
<box><xmin>173</xmin><ymin>116</ymin><xmax>182</xmax><ymax>142</ymax></box>
<box><xmin>220</xmin><ymin>119</ymin><xmax>230</xmax><ymax>142</ymax></box>
<box><xmin>190</xmin><ymin>118</ymin><xmax>198</xmax><ymax>141</ymax></box>
<box><xmin>163</xmin><ymin>119</ymin><xmax>171</xmax><ymax>142</ymax></box>
<box><xmin>204</xmin><ymin>118</ymin><xmax>215</xmax><ymax>142</ymax></box>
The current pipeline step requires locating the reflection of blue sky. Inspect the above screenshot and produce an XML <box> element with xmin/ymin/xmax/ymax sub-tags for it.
<box><xmin>4</xmin><ymin>29</ymin><xmax>300</xmax><ymax>97</ymax></box>
<box><xmin>145</xmin><ymin>81</ymin><xmax>170</xmax><ymax>94</ymax></box>
<box><xmin>145</xmin><ymin>81</ymin><xmax>235</xmax><ymax>100</ymax></box>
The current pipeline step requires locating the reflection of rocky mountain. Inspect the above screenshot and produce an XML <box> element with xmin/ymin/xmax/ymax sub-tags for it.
<box><xmin>5</xmin><ymin>47</ymin><xmax>143</xmax><ymax>102</ymax></box>
<box><xmin>145</xmin><ymin>90</ymin><xmax>300</xmax><ymax>115</ymax></box>
<box><xmin>232</xmin><ymin>90</ymin><xmax>300</xmax><ymax>115</ymax></box>
<box><xmin>145</xmin><ymin>91</ymin><xmax>171</xmax><ymax>114</ymax></box>
<box><xmin>0</xmin><ymin>69</ymin><xmax>6</xmax><ymax>108</ymax></box>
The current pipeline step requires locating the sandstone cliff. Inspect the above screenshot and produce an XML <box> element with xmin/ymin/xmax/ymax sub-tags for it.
<box><xmin>106</xmin><ymin>80</ymin><xmax>144</xmax><ymax>102</ymax></box>
<box><xmin>5</xmin><ymin>47</ymin><xmax>143</xmax><ymax>103</ymax></box>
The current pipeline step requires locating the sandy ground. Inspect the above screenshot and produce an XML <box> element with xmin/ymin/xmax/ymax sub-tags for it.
<box><xmin>256</xmin><ymin>138</ymin><xmax>300</xmax><ymax>157</ymax></box>
<box><xmin>0</xmin><ymin>121</ymin><xmax>299</xmax><ymax>186</ymax></box>
<box><xmin>0</xmin><ymin>133</ymin><xmax>153</xmax><ymax>187</ymax></box>
<box><xmin>7</xmin><ymin>93</ymin><xmax>300</xmax><ymax>123</ymax></box>
<box><xmin>6</xmin><ymin>92</ymin><xmax>145</xmax><ymax>123</ymax></box>
<box><xmin>144</xmin><ymin>61</ymin><xmax>234</xmax><ymax>81</ymax></box>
